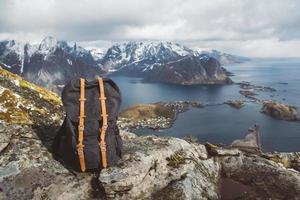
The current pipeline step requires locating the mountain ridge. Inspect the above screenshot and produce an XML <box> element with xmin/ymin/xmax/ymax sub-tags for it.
<box><xmin>0</xmin><ymin>37</ymin><xmax>246</xmax><ymax>90</ymax></box>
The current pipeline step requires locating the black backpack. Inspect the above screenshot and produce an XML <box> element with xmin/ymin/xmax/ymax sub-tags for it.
<box><xmin>53</xmin><ymin>77</ymin><xmax>123</xmax><ymax>172</ymax></box>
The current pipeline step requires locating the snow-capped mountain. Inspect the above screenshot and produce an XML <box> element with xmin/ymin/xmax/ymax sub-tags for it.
<box><xmin>199</xmin><ymin>49</ymin><xmax>250</xmax><ymax>65</ymax></box>
<box><xmin>97</xmin><ymin>41</ymin><xmax>233</xmax><ymax>84</ymax></box>
<box><xmin>0</xmin><ymin>40</ymin><xmax>36</xmax><ymax>74</ymax></box>
<box><xmin>100</xmin><ymin>41</ymin><xmax>195</xmax><ymax>73</ymax></box>
<box><xmin>0</xmin><ymin>37</ymin><xmax>243</xmax><ymax>89</ymax></box>
<box><xmin>85</xmin><ymin>47</ymin><xmax>106</xmax><ymax>65</ymax></box>
<box><xmin>0</xmin><ymin>36</ymin><xmax>103</xmax><ymax>92</ymax></box>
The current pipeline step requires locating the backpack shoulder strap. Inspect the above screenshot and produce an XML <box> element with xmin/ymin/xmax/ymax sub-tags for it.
<box><xmin>77</xmin><ymin>78</ymin><xmax>86</xmax><ymax>172</ymax></box>
<box><xmin>98</xmin><ymin>78</ymin><xmax>108</xmax><ymax>168</ymax></box>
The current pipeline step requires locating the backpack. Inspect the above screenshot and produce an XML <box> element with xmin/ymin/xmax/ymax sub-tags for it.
<box><xmin>52</xmin><ymin>77</ymin><xmax>123</xmax><ymax>172</ymax></box>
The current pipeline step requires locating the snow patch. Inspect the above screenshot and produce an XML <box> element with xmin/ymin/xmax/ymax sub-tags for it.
<box><xmin>67</xmin><ymin>59</ymin><xmax>72</xmax><ymax>65</ymax></box>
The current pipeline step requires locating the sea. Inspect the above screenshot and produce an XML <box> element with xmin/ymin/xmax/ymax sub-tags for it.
<box><xmin>110</xmin><ymin>58</ymin><xmax>300</xmax><ymax>152</ymax></box>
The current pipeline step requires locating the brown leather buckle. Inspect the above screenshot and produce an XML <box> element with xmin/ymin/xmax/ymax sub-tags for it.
<box><xmin>77</xmin><ymin>144</ymin><xmax>85</xmax><ymax>149</ymax></box>
<box><xmin>78</xmin><ymin>125</ymin><xmax>84</xmax><ymax>132</ymax></box>
<box><xmin>99</xmin><ymin>142</ymin><xmax>106</xmax><ymax>151</ymax></box>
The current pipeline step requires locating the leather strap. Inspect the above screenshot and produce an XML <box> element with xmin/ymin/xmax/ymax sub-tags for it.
<box><xmin>98</xmin><ymin>78</ymin><xmax>108</xmax><ymax>168</ymax></box>
<box><xmin>77</xmin><ymin>78</ymin><xmax>86</xmax><ymax>172</ymax></box>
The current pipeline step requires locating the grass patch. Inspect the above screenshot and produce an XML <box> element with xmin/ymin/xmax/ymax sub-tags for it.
<box><xmin>166</xmin><ymin>150</ymin><xmax>186</xmax><ymax>168</ymax></box>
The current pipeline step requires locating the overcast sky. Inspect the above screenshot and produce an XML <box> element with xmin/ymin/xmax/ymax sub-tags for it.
<box><xmin>1</xmin><ymin>0</ymin><xmax>300</xmax><ymax>57</ymax></box>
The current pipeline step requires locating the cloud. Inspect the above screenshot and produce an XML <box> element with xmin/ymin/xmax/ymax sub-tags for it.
<box><xmin>0</xmin><ymin>0</ymin><xmax>300</xmax><ymax>57</ymax></box>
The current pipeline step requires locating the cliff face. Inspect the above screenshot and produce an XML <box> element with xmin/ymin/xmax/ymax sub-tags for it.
<box><xmin>0</xmin><ymin>68</ymin><xmax>299</xmax><ymax>199</ymax></box>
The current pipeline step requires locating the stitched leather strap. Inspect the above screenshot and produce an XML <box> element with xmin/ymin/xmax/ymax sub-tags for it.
<box><xmin>77</xmin><ymin>78</ymin><xmax>86</xmax><ymax>172</ymax></box>
<box><xmin>98</xmin><ymin>78</ymin><xmax>108</xmax><ymax>168</ymax></box>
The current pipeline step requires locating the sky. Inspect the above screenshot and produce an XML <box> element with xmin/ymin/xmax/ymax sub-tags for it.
<box><xmin>0</xmin><ymin>0</ymin><xmax>300</xmax><ymax>57</ymax></box>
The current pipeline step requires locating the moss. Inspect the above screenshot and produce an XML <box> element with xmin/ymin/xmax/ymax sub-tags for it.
<box><xmin>0</xmin><ymin>68</ymin><xmax>61</xmax><ymax>106</ymax></box>
<box><xmin>266</xmin><ymin>155</ymin><xmax>291</xmax><ymax>168</ymax></box>
<box><xmin>166</xmin><ymin>150</ymin><xmax>186</xmax><ymax>168</ymax></box>
<box><xmin>0</xmin><ymin>68</ymin><xmax>21</xmax><ymax>81</ymax></box>
<box><xmin>0</xmin><ymin>89</ymin><xmax>32</xmax><ymax>124</ymax></box>
<box><xmin>19</xmin><ymin>80</ymin><xmax>61</xmax><ymax>105</ymax></box>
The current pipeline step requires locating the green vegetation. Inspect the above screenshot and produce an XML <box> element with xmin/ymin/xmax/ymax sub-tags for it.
<box><xmin>0</xmin><ymin>89</ymin><xmax>32</xmax><ymax>124</ymax></box>
<box><xmin>166</xmin><ymin>150</ymin><xmax>186</xmax><ymax>168</ymax></box>
<box><xmin>119</xmin><ymin>103</ymin><xmax>175</xmax><ymax>122</ymax></box>
<box><xmin>0</xmin><ymin>68</ymin><xmax>62</xmax><ymax>106</ymax></box>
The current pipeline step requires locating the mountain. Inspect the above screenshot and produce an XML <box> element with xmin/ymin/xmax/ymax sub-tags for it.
<box><xmin>0</xmin><ymin>38</ymin><xmax>244</xmax><ymax>89</ymax></box>
<box><xmin>199</xmin><ymin>49</ymin><xmax>250</xmax><ymax>65</ymax></box>
<box><xmin>99</xmin><ymin>41</ymin><xmax>232</xmax><ymax>84</ymax></box>
<box><xmin>0</xmin><ymin>36</ymin><xmax>103</xmax><ymax>92</ymax></box>
<box><xmin>144</xmin><ymin>55</ymin><xmax>232</xmax><ymax>84</ymax></box>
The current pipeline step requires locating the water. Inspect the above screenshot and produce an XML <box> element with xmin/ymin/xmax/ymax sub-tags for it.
<box><xmin>110</xmin><ymin>58</ymin><xmax>300</xmax><ymax>152</ymax></box>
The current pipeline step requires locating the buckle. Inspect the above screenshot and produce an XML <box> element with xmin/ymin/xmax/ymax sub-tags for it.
<box><xmin>78</xmin><ymin>125</ymin><xmax>84</xmax><ymax>132</ymax></box>
<box><xmin>99</xmin><ymin>142</ymin><xmax>106</xmax><ymax>151</ymax></box>
<box><xmin>102</xmin><ymin>124</ymin><xmax>108</xmax><ymax>131</ymax></box>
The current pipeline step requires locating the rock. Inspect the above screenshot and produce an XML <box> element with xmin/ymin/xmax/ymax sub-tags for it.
<box><xmin>1</xmin><ymin>118</ymin><xmax>300</xmax><ymax>199</ymax></box>
<box><xmin>262</xmin><ymin>152</ymin><xmax>300</xmax><ymax>172</ymax></box>
<box><xmin>220</xmin><ymin>153</ymin><xmax>300</xmax><ymax>199</ymax></box>
<box><xmin>225</xmin><ymin>100</ymin><xmax>245</xmax><ymax>109</ymax></box>
<box><xmin>231</xmin><ymin>124</ymin><xmax>261</xmax><ymax>153</ymax></box>
<box><xmin>261</xmin><ymin>100</ymin><xmax>299</xmax><ymax>121</ymax></box>
<box><xmin>205</xmin><ymin>143</ymin><xmax>241</xmax><ymax>157</ymax></box>
<box><xmin>99</xmin><ymin>135</ymin><xmax>220</xmax><ymax>200</ymax></box>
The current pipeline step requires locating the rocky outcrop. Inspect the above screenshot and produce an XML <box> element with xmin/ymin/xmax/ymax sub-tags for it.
<box><xmin>1</xmin><ymin>122</ymin><xmax>300</xmax><ymax>200</ymax></box>
<box><xmin>3</xmin><ymin>121</ymin><xmax>300</xmax><ymax>199</ymax></box>
<box><xmin>261</xmin><ymin>100</ymin><xmax>299</xmax><ymax>121</ymax></box>
<box><xmin>100</xmin><ymin>134</ymin><xmax>221</xmax><ymax>199</ymax></box>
